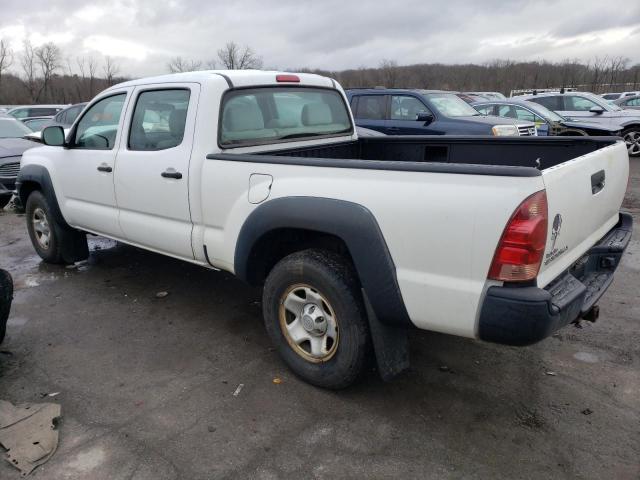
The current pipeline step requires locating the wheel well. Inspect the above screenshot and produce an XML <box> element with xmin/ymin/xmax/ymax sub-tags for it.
<box><xmin>245</xmin><ymin>228</ymin><xmax>356</xmax><ymax>286</ymax></box>
<box><xmin>622</xmin><ymin>124</ymin><xmax>640</xmax><ymax>132</ymax></box>
<box><xmin>18</xmin><ymin>180</ymin><xmax>41</xmax><ymax>205</ymax></box>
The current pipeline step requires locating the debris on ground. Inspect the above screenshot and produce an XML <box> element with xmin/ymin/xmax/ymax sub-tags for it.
<box><xmin>155</xmin><ymin>291</ymin><xmax>169</xmax><ymax>298</ymax></box>
<box><xmin>272</xmin><ymin>377</ymin><xmax>282</xmax><ymax>384</ymax></box>
<box><xmin>438</xmin><ymin>365</ymin><xmax>449</xmax><ymax>372</ymax></box>
<box><xmin>233</xmin><ymin>384</ymin><xmax>244</xmax><ymax>397</ymax></box>
<box><xmin>207</xmin><ymin>425</ymin><xmax>216</xmax><ymax>433</ymax></box>
<box><xmin>0</xmin><ymin>400</ymin><xmax>61</xmax><ymax>476</ymax></box>
<box><xmin>582</xmin><ymin>408</ymin><xmax>593</xmax><ymax>415</ymax></box>
<box><xmin>545</xmin><ymin>371</ymin><xmax>557</xmax><ymax>376</ymax></box>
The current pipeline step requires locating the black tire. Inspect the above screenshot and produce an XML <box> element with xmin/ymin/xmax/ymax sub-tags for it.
<box><xmin>622</xmin><ymin>127</ymin><xmax>640</xmax><ymax>157</ymax></box>
<box><xmin>25</xmin><ymin>190</ymin><xmax>81</xmax><ymax>264</ymax></box>
<box><xmin>262</xmin><ymin>249</ymin><xmax>370</xmax><ymax>389</ymax></box>
<box><xmin>0</xmin><ymin>269</ymin><xmax>12</xmax><ymax>344</ymax></box>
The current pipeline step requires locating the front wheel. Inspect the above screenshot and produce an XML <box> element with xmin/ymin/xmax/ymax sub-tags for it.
<box><xmin>622</xmin><ymin>127</ymin><xmax>640</xmax><ymax>157</ymax></box>
<box><xmin>262</xmin><ymin>249</ymin><xmax>370</xmax><ymax>389</ymax></box>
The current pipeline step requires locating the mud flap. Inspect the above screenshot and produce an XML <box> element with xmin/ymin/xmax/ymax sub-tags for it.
<box><xmin>362</xmin><ymin>289</ymin><xmax>410</xmax><ymax>381</ymax></box>
<box><xmin>58</xmin><ymin>228</ymin><xmax>89</xmax><ymax>264</ymax></box>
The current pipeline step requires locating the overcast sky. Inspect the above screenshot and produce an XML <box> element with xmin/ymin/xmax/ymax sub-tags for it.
<box><xmin>1</xmin><ymin>0</ymin><xmax>639</xmax><ymax>77</ymax></box>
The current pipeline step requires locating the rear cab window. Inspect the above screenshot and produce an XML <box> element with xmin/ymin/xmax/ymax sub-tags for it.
<box><xmin>219</xmin><ymin>87</ymin><xmax>352</xmax><ymax>148</ymax></box>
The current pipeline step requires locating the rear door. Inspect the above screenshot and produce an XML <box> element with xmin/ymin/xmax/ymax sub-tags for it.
<box><xmin>537</xmin><ymin>140</ymin><xmax>629</xmax><ymax>287</ymax></box>
<box><xmin>351</xmin><ymin>94</ymin><xmax>388</xmax><ymax>133</ymax></box>
<box><xmin>114</xmin><ymin>83</ymin><xmax>199</xmax><ymax>259</ymax></box>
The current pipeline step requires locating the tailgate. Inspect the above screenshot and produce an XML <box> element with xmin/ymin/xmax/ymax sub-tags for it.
<box><xmin>537</xmin><ymin>140</ymin><xmax>629</xmax><ymax>287</ymax></box>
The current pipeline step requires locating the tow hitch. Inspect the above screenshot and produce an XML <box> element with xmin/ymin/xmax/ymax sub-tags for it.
<box><xmin>581</xmin><ymin>305</ymin><xmax>600</xmax><ymax>323</ymax></box>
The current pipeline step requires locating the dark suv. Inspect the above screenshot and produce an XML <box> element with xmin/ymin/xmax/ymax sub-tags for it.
<box><xmin>346</xmin><ymin>89</ymin><xmax>536</xmax><ymax>137</ymax></box>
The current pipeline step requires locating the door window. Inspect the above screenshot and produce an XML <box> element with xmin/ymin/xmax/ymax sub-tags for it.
<box><xmin>129</xmin><ymin>89</ymin><xmax>190</xmax><ymax>151</ymax></box>
<box><xmin>390</xmin><ymin>96</ymin><xmax>429</xmax><ymax>120</ymax></box>
<box><xmin>474</xmin><ymin>105</ymin><xmax>495</xmax><ymax>115</ymax></box>
<box><xmin>565</xmin><ymin>95</ymin><xmax>600</xmax><ymax>111</ymax></box>
<box><xmin>498</xmin><ymin>105</ymin><xmax>517</xmax><ymax>118</ymax></box>
<box><xmin>626</xmin><ymin>98</ymin><xmax>640</xmax><ymax>106</ymax></box>
<box><xmin>530</xmin><ymin>96</ymin><xmax>562</xmax><ymax>111</ymax></box>
<box><xmin>65</xmin><ymin>105</ymin><xmax>84</xmax><ymax>125</ymax></box>
<box><xmin>353</xmin><ymin>95</ymin><xmax>386</xmax><ymax>120</ymax></box>
<box><xmin>514</xmin><ymin>106</ymin><xmax>541</xmax><ymax>122</ymax></box>
<box><xmin>73</xmin><ymin>93</ymin><xmax>126</xmax><ymax>150</ymax></box>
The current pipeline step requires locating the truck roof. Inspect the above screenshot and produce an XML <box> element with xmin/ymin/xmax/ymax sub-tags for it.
<box><xmin>108</xmin><ymin>70</ymin><xmax>336</xmax><ymax>91</ymax></box>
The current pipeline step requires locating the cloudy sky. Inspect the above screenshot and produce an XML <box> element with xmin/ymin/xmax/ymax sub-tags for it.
<box><xmin>1</xmin><ymin>0</ymin><xmax>639</xmax><ymax>77</ymax></box>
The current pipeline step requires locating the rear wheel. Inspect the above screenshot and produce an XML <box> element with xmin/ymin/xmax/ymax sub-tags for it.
<box><xmin>262</xmin><ymin>249</ymin><xmax>370</xmax><ymax>389</ymax></box>
<box><xmin>622</xmin><ymin>127</ymin><xmax>640</xmax><ymax>156</ymax></box>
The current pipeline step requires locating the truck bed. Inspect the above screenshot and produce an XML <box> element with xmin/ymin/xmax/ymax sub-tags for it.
<box><xmin>241</xmin><ymin>136</ymin><xmax>618</xmax><ymax>172</ymax></box>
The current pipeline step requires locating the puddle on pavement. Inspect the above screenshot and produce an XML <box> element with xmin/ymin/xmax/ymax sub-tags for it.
<box><xmin>573</xmin><ymin>351</ymin><xmax>599</xmax><ymax>363</ymax></box>
<box><xmin>88</xmin><ymin>237</ymin><xmax>118</xmax><ymax>252</ymax></box>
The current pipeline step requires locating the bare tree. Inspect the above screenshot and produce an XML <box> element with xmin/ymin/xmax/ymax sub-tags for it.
<box><xmin>167</xmin><ymin>56</ymin><xmax>203</xmax><ymax>73</ymax></box>
<box><xmin>20</xmin><ymin>40</ymin><xmax>39</xmax><ymax>102</ymax></box>
<box><xmin>35</xmin><ymin>42</ymin><xmax>61</xmax><ymax>101</ymax></box>
<box><xmin>103</xmin><ymin>56</ymin><xmax>120</xmax><ymax>86</ymax></box>
<box><xmin>379</xmin><ymin>59</ymin><xmax>398</xmax><ymax>87</ymax></box>
<box><xmin>0</xmin><ymin>39</ymin><xmax>13</xmax><ymax>100</ymax></box>
<box><xmin>217</xmin><ymin>41</ymin><xmax>262</xmax><ymax>70</ymax></box>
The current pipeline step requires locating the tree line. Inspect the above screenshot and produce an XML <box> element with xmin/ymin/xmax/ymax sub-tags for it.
<box><xmin>0</xmin><ymin>37</ymin><xmax>638</xmax><ymax>105</ymax></box>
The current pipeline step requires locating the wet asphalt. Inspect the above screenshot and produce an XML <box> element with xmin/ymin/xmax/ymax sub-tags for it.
<box><xmin>0</xmin><ymin>159</ymin><xmax>638</xmax><ymax>479</ymax></box>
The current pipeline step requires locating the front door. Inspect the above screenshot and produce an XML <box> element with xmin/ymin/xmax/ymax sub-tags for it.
<box><xmin>57</xmin><ymin>91</ymin><xmax>130</xmax><ymax>237</ymax></box>
<box><xmin>387</xmin><ymin>95</ymin><xmax>435</xmax><ymax>134</ymax></box>
<box><xmin>113</xmin><ymin>84</ymin><xmax>198</xmax><ymax>259</ymax></box>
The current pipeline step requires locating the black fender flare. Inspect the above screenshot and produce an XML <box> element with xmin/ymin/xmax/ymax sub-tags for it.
<box><xmin>17</xmin><ymin>164</ymin><xmax>71</xmax><ymax>229</ymax></box>
<box><xmin>234</xmin><ymin>196</ymin><xmax>412</xmax><ymax>328</ymax></box>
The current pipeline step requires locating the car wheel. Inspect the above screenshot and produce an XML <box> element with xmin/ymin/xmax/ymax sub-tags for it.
<box><xmin>262</xmin><ymin>249</ymin><xmax>371</xmax><ymax>389</ymax></box>
<box><xmin>0</xmin><ymin>269</ymin><xmax>12</xmax><ymax>344</ymax></box>
<box><xmin>26</xmin><ymin>191</ymin><xmax>67</xmax><ymax>264</ymax></box>
<box><xmin>622</xmin><ymin>127</ymin><xmax>640</xmax><ymax>156</ymax></box>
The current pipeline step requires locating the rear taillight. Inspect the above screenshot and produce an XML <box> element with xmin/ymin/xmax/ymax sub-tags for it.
<box><xmin>488</xmin><ymin>190</ymin><xmax>548</xmax><ymax>282</ymax></box>
<box><xmin>276</xmin><ymin>74</ymin><xmax>300</xmax><ymax>83</ymax></box>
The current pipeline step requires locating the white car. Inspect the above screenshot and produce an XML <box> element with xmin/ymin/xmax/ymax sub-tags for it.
<box><xmin>16</xmin><ymin>70</ymin><xmax>632</xmax><ymax>388</ymax></box>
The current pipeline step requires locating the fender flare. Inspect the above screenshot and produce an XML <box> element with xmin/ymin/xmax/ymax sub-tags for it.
<box><xmin>234</xmin><ymin>196</ymin><xmax>412</xmax><ymax>327</ymax></box>
<box><xmin>17</xmin><ymin>164</ymin><xmax>71</xmax><ymax>229</ymax></box>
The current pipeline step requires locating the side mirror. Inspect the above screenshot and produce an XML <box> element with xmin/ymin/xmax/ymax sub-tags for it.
<box><xmin>41</xmin><ymin>126</ymin><xmax>66</xmax><ymax>146</ymax></box>
<box><xmin>416</xmin><ymin>112</ymin><xmax>434</xmax><ymax>124</ymax></box>
<box><xmin>589</xmin><ymin>106</ymin><xmax>604</xmax><ymax>114</ymax></box>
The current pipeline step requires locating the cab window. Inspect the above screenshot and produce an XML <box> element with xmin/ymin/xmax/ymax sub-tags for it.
<box><xmin>390</xmin><ymin>96</ymin><xmax>429</xmax><ymax>120</ymax></box>
<box><xmin>531</xmin><ymin>96</ymin><xmax>562</xmax><ymax>111</ymax></box>
<box><xmin>353</xmin><ymin>95</ymin><xmax>386</xmax><ymax>120</ymax></box>
<box><xmin>474</xmin><ymin>105</ymin><xmax>495</xmax><ymax>115</ymax></box>
<box><xmin>565</xmin><ymin>95</ymin><xmax>600</xmax><ymax>111</ymax></box>
<box><xmin>73</xmin><ymin>94</ymin><xmax>126</xmax><ymax>150</ymax></box>
<box><xmin>128</xmin><ymin>89</ymin><xmax>190</xmax><ymax>151</ymax></box>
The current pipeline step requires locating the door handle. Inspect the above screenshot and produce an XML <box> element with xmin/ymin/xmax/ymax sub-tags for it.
<box><xmin>97</xmin><ymin>163</ymin><xmax>112</xmax><ymax>173</ymax></box>
<box><xmin>591</xmin><ymin>170</ymin><xmax>605</xmax><ymax>194</ymax></box>
<box><xmin>161</xmin><ymin>168</ymin><xmax>183</xmax><ymax>180</ymax></box>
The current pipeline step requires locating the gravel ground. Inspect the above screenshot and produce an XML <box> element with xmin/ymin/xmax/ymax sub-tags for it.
<box><xmin>0</xmin><ymin>159</ymin><xmax>638</xmax><ymax>480</ymax></box>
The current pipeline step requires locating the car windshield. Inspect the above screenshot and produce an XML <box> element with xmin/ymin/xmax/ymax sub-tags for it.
<box><xmin>424</xmin><ymin>93</ymin><xmax>480</xmax><ymax>117</ymax></box>
<box><xmin>582</xmin><ymin>92</ymin><xmax>622</xmax><ymax>112</ymax></box>
<box><xmin>220</xmin><ymin>87</ymin><xmax>352</xmax><ymax>147</ymax></box>
<box><xmin>0</xmin><ymin>118</ymin><xmax>32</xmax><ymax>138</ymax></box>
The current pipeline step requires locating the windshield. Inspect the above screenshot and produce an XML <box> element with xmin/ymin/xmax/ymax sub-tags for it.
<box><xmin>0</xmin><ymin>118</ymin><xmax>32</xmax><ymax>138</ymax></box>
<box><xmin>424</xmin><ymin>93</ymin><xmax>480</xmax><ymax>117</ymax></box>
<box><xmin>220</xmin><ymin>87</ymin><xmax>352</xmax><ymax>147</ymax></box>
<box><xmin>582</xmin><ymin>92</ymin><xmax>623</xmax><ymax>112</ymax></box>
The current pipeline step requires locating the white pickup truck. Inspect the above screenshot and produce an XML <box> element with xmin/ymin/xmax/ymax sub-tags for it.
<box><xmin>17</xmin><ymin>71</ymin><xmax>632</xmax><ymax>388</ymax></box>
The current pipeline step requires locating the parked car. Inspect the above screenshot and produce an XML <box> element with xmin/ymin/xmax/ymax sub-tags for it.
<box><xmin>6</xmin><ymin>105</ymin><xmax>66</xmax><ymax>120</ymax></box>
<box><xmin>455</xmin><ymin>92</ymin><xmax>490</xmax><ymax>104</ymax></box>
<box><xmin>346</xmin><ymin>88</ymin><xmax>536</xmax><ymax>136</ymax></box>
<box><xmin>601</xmin><ymin>92</ymin><xmax>640</xmax><ymax>102</ymax></box>
<box><xmin>21</xmin><ymin>116</ymin><xmax>54</xmax><ymax>133</ymax></box>
<box><xmin>0</xmin><ymin>269</ymin><xmax>12</xmax><ymax>344</ymax></box>
<box><xmin>0</xmin><ymin>117</ymin><xmax>38</xmax><ymax>208</ymax></box>
<box><xmin>614</xmin><ymin>94</ymin><xmax>640</xmax><ymax>111</ymax></box>
<box><xmin>468</xmin><ymin>91</ymin><xmax>506</xmax><ymax>100</ymax></box>
<box><xmin>521</xmin><ymin>91</ymin><xmax>640</xmax><ymax>156</ymax></box>
<box><xmin>473</xmin><ymin>99</ymin><xmax>623</xmax><ymax>137</ymax></box>
<box><xmin>18</xmin><ymin>71</ymin><xmax>631</xmax><ymax>388</ymax></box>
<box><xmin>42</xmin><ymin>102</ymin><xmax>88</xmax><ymax>129</ymax></box>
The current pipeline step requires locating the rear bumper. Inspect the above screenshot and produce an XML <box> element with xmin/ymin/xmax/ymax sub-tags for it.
<box><xmin>478</xmin><ymin>212</ymin><xmax>633</xmax><ymax>346</ymax></box>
